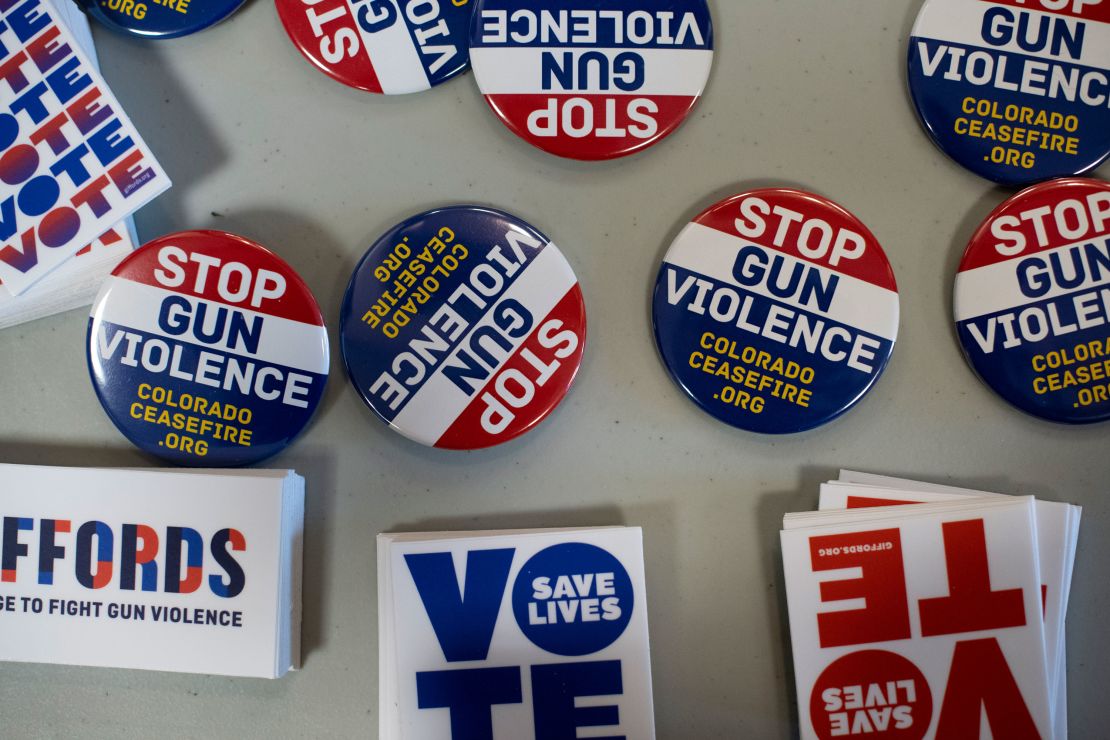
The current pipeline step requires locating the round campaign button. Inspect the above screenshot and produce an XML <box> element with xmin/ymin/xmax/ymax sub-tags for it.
<box><xmin>954</xmin><ymin>177</ymin><xmax>1110</xmax><ymax>424</ymax></box>
<box><xmin>87</xmin><ymin>231</ymin><xmax>330</xmax><ymax>466</ymax></box>
<box><xmin>907</xmin><ymin>0</ymin><xmax>1110</xmax><ymax>186</ymax></box>
<box><xmin>469</xmin><ymin>0</ymin><xmax>714</xmax><ymax>160</ymax></box>
<box><xmin>83</xmin><ymin>0</ymin><xmax>247</xmax><ymax>39</ymax></box>
<box><xmin>276</xmin><ymin>0</ymin><xmax>473</xmax><ymax>94</ymax></box>
<box><xmin>652</xmin><ymin>189</ymin><xmax>900</xmax><ymax>434</ymax></box>
<box><xmin>340</xmin><ymin>206</ymin><xmax>586</xmax><ymax>449</ymax></box>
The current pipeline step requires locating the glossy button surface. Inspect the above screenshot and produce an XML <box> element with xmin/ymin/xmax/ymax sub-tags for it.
<box><xmin>652</xmin><ymin>189</ymin><xmax>899</xmax><ymax>434</ymax></box>
<box><xmin>340</xmin><ymin>206</ymin><xmax>586</xmax><ymax>449</ymax></box>
<box><xmin>276</xmin><ymin>0</ymin><xmax>474</xmax><ymax>94</ymax></box>
<box><xmin>954</xmin><ymin>177</ymin><xmax>1110</xmax><ymax>423</ymax></box>
<box><xmin>87</xmin><ymin>231</ymin><xmax>330</xmax><ymax>466</ymax></box>
<box><xmin>907</xmin><ymin>0</ymin><xmax>1110</xmax><ymax>185</ymax></box>
<box><xmin>83</xmin><ymin>0</ymin><xmax>247</xmax><ymax>39</ymax></box>
<box><xmin>469</xmin><ymin>0</ymin><xmax>714</xmax><ymax>160</ymax></box>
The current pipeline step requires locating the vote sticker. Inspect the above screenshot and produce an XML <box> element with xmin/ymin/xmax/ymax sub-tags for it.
<box><xmin>87</xmin><ymin>231</ymin><xmax>330</xmax><ymax>466</ymax></box>
<box><xmin>954</xmin><ymin>177</ymin><xmax>1110</xmax><ymax>424</ymax></box>
<box><xmin>907</xmin><ymin>0</ymin><xmax>1110</xmax><ymax>185</ymax></box>
<box><xmin>511</xmin><ymin>542</ymin><xmax>634</xmax><ymax>657</ymax></box>
<box><xmin>83</xmin><ymin>0</ymin><xmax>247</xmax><ymax>39</ymax></box>
<box><xmin>276</xmin><ymin>0</ymin><xmax>473</xmax><ymax>94</ymax></box>
<box><xmin>469</xmin><ymin>0</ymin><xmax>714</xmax><ymax>160</ymax></box>
<box><xmin>340</xmin><ymin>206</ymin><xmax>586</xmax><ymax>449</ymax></box>
<box><xmin>652</xmin><ymin>189</ymin><xmax>900</xmax><ymax>434</ymax></box>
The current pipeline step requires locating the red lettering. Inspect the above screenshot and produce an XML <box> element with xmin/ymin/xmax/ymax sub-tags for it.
<box><xmin>29</xmin><ymin>111</ymin><xmax>69</xmax><ymax>155</ymax></box>
<box><xmin>71</xmin><ymin>175</ymin><xmax>112</xmax><ymax>218</ymax></box>
<box><xmin>133</xmin><ymin>525</ymin><xmax>159</xmax><ymax>565</ymax></box>
<box><xmin>179</xmin><ymin>565</ymin><xmax>203</xmax><ymax>594</ymax></box>
<box><xmin>846</xmin><ymin>495</ymin><xmax>922</xmax><ymax>508</ymax></box>
<box><xmin>0</xmin><ymin>51</ymin><xmax>30</xmax><ymax>94</ymax></box>
<box><xmin>91</xmin><ymin>559</ymin><xmax>113</xmax><ymax>589</ymax></box>
<box><xmin>935</xmin><ymin>639</ymin><xmax>1041</xmax><ymax>739</ymax></box>
<box><xmin>0</xmin><ymin>228</ymin><xmax>38</xmax><ymax>273</ymax></box>
<box><xmin>75</xmin><ymin>225</ymin><xmax>123</xmax><ymax>257</ymax></box>
<box><xmin>24</xmin><ymin>26</ymin><xmax>69</xmax><ymax>74</ymax></box>
<box><xmin>919</xmin><ymin>520</ymin><xmax>1026</xmax><ymax>637</ymax></box>
<box><xmin>810</xmin><ymin>529</ymin><xmax>911</xmax><ymax>648</ymax></box>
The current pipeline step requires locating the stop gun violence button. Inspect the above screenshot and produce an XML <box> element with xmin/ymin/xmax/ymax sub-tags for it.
<box><xmin>954</xmin><ymin>177</ymin><xmax>1110</xmax><ymax>423</ymax></box>
<box><xmin>340</xmin><ymin>205</ymin><xmax>587</xmax><ymax>449</ymax></box>
<box><xmin>652</xmin><ymin>189</ymin><xmax>900</xmax><ymax>434</ymax></box>
<box><xmin>907</xmin><ymin>0</ymin><xmax>1110</xmax><ymax>185</ymax></box>
<box><xmin>469</xmin><ymin>0</ymin><xmax>715</xmax><ymax>160</ymax></box>
<box><xmin>87</xmin><ymin>231</ymin><xmax>330</xmax><ymax>465</ymax></box>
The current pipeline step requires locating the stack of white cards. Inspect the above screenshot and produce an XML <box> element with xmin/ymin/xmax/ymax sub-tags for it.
<box><xmin>0</xmin><ymin>0</ymin><xmax>170</xmax><ymax>329</ymax></box>
<box><xmin>0</xmin><ymin>464</ymin><xmax>303</xmax><ymax>678</ymax></box>
<box><xmin>378</xmin><ymin>526</ymin><xmax>655</xmax><ymax>739</ymax></box>
<box><xmin>781</xmin><ymin>471</ymin><xmax>1080</xmax><ymax>740</ymax></box>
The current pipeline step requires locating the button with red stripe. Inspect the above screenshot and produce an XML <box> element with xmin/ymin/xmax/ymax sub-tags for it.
<box><xmin>87</xmin><ymin>231</ymin><xmax>330</xmax><ymax>466</ymax></box>
<box><xmin>276</xmin><ymin>0</ymin><xmax>473</xmax><ymax>94</ymax></box>
<box><xmin>652</xmin><ymin>189</ymin><xmax>900</xmax><ymax>434</ymax></box>
<box><xmin>954</xmin><ymin>177</ymin><xmax>1110</xmax><ymax>424</ymax></box>
<box><xmin>340</xmin><ymin>206</ymin><xmax>586</xmax><ymax>449</ymax></box>
<box><xmin>469</xmin><ymin>1</ymin><xmax>714</xmax><ymax>160</ymax></box>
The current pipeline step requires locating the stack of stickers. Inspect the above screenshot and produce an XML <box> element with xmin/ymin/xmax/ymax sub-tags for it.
<box><xmin>0</xmin><ymin>0</ymin><xmax>170</xmax><ymax>329</ymax></box>
<box><xmin>0</xmin><ymin>463</ymin><xmax>304</xmax><ymax>679</ymax></box>
<box><xmin>781</xmin><ymin>471</ymin><xmax>1081</xmax><ymax>739</ymax></box>
<box><xmin>377</xmin><ymin>526</ymin><xmax>655</xmax><ymax>738</ymax></box>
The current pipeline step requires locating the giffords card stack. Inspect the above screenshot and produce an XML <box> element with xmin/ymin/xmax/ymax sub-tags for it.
<box><xmin>0</xmin><ymin>464</ymin><xmax>303</xmax><ymax>678</ymax></box>
<box><xmin>781</xmin><ymin>471</ymin><xmax>1080</xmax><ymax>739</ymax></box>
<box><xmin>378</xmin><ymin>526</ymin><xmax>655</xmax><ymax>739</ymax></box>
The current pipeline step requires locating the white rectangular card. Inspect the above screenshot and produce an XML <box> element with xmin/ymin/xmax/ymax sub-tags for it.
<box><xmin>0</xmin><ymin>464</ymin><xmax>301</xmax><ymax>678</ymax></box>
<box><xmin>379</xmin><ymin>526</ymin><xmax>655</xmax><ymax>739</ymax></box>
<box><xmin>782</xmin><ymin>497</ymin><xmax>1053</xmax><ymax>739</ymax></box>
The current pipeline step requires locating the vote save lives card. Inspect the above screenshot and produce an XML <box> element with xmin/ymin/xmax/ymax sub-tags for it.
<box><xmin>0</xmin><ymin>0</ymin><xmax>170</xmax><ymax>295</ymax></box>
<box><xmin>378</xmin><ymin>527</ymin><xmax>654</xmax><ymax>739</ymax></box>
<box><xmin>823</xmin><ymin>472</ymin><xmax>1082</xmax><ymax>740</ymax></box>
<box><xmin>782</xmin><ymin>491</ymin><xmax>1058</xmax><ymax>739</ymax></box>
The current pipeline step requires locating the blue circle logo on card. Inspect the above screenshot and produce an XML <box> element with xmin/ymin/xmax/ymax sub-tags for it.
<box><xmin>512</xmin><ymin>542</ymin><xmax>634</xmax><ymax>656</ymax></box>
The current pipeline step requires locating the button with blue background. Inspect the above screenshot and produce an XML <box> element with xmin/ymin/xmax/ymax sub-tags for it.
<box><xmin>954</xmin><ymin>177</ymin><xmax>1110</xmax><ymax>424</ymax></box>
<box><xmin>907</xmin><ymin>0</ymin><xmax>1110</xmax><ymax>186</ymax></box>
<box><xmin>82</xmin><ymin>0</ymin><xmax>248</xmax><ymax>39</ymax></box>
<box><xmin>652</xmin><ymin>189</ymin><xmax>900</xmax><ymax>434</ymax></box>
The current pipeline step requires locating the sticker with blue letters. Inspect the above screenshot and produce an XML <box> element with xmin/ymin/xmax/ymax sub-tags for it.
<box><xmin>83</xmin><ymin>0</ymin><xmax>247</xmax><ymax>39</ymax></box>
<box><xmin>87</xmin><ymin>231</ymin><xmax>330</xmax><ymax>465</ymax></box>
<box><xmin>955</xmin><ymin>177</ymin><xmax>1110</xmax><ymax>423</ymax></box>
<box><xmin>908</xmin><ymin>0</ymin><xmax>1110</xmax><ymax>185</ymax></box>
<box><xmin>340</xmin><ymin>206</ymin><xmax>586</xmax><ymax>450</ymax></box>
<box><xmin>379</xmin><ymin>526</ymin><xmax>654</xmax><ymax>738</ymax></box>
<box><xmin>652</xmin><ymin>189</ymin><xmax>900</xmax><ymax>434</ymax></box>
